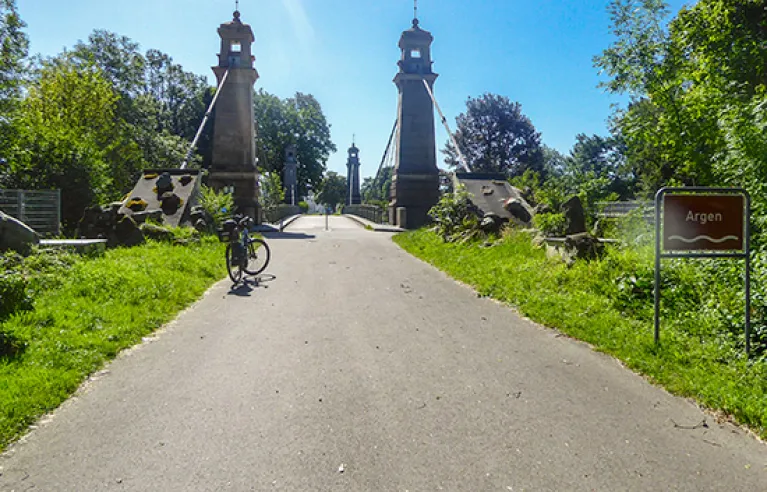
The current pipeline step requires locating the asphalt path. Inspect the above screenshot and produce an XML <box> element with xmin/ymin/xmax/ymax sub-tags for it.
<box><xmin>1</xmin><ymin>215</ymin><xmax>766</xmax><ymax>491</ymax></box>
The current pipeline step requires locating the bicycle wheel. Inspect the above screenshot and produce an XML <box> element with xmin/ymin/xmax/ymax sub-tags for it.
<box><xmin>244</xmin><ymin>237</ymin><xmax>271</xmax><ymax>275</ymax></box>
<box><xmin>225</xmin><ymin>243</ymin><xmax>243</xmax><ymax>283</ymax></box>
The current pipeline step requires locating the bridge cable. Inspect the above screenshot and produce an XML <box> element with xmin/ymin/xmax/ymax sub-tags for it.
<box><xmin>421</xmin><ymin>78</ymin><xmax>470</xmax><ymax>173</ymax></box>
<box><xmin>180</xmin><ymin>67</ymin><xmax>232</xmax><ymax>170</ymax></box>
<box><xmin>372</xmin><ymin>119</ymin><xmax>398</xmax><ymax>191</ymax></box>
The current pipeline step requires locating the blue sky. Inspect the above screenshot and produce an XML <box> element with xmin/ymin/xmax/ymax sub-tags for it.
<box><xmin>19</xmin><ymin>0</ymin><xmax>691</xmax><ymax>180</ymax></box>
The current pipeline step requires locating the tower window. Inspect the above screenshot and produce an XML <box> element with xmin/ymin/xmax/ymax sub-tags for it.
<box><xmin>410</xmin><ymin>49</ymin><xmax>421</xmax><ymax>58</ymax></box>
<box><xmin>230</xmin><ymin>41</ymin><xmax>242</xmax><ymax>53</ymax></box>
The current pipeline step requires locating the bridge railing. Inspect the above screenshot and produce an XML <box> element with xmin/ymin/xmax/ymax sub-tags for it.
<box><xmin>342</xmin><ymin>204</ymin><xmax>386</xmax><ymax>224</ymax></box>
<box><xmin>0</xmin><ymin>189</ymin><xmax>61</xmax><ymax>236</ymax></box>
<box><xmin>262</xmin><ymin>204</ymin><xmax>302</xmax><ymax>224</ymax></box>
<box><xmin>596</xmin><ymin>201</ymin><xmax>654</xmax><ymax>221</ymax></box>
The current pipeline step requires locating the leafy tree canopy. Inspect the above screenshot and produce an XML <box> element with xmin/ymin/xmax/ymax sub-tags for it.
<box><xmin>316</xmin><ymin>171</ymin><xmax>346</xmax><ymax>209</ymax></box>
<box><xmin>1</xmin><ymin>61</ymin><xmax>120</xmax><ymax>227</ymax></box>
<box><xmin>594</xmin><ymin>0</ymin><xmax>767</xmax><ymax>209</ymax></box>
<box><xmin>254</xmin><ymin>90</ymin><xmax>336</xmax><ymax>197</ymax></box>
<box><xmin>361</xmin><ymin>166</ymin><xmax>393</xmax><ymax>205</ymax></box>
<box><xmin>0</xmin><ymin>0</ymin><xmax>28</xmax><ymax>113</ymax></box>
<box><xmin>443</xmin><ymin>93</ymin><xmax>543</xmax><ymax>178</ymax></box>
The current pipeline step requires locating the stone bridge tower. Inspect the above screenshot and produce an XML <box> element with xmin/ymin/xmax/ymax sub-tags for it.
<box><xmin>346</xmin><ymin>142</ymin><xmax>361</xmax><ymax>205</ymax></box>
<box><xmin>388</xmin><ymin>15</ymin><xmax>440</xmax><ymax>229</ymax></box>
<box><xmin>283</xmin><ymin>144</ymin><xmax>298</xmax><ymax>205</ymax></box>
<box><xmin>208</xmin><ymin>10</ymin><xmax>261</xmax><ymax>220</ymax></box>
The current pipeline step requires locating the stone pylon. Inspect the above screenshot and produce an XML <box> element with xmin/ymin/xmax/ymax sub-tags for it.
<box><xmin>346</xmin><ymin>143</ymin><xmax>361</xmax><ymax>205</ymax></box>
<box><xmin>388</xmin><ymin>15</ymin><xmax>440</xmax><ymax>229</ymax></box>
<box><xmin>207</xmin><ymin>10</ymin><xmax>261</xmax><ymax>221</ymax></box>
<box><xmin>283</xmin><ymin>144</ymin><xmax>298</xmax><ymax>205</ymax></box>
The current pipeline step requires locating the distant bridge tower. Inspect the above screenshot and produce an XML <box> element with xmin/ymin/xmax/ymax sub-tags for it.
<box><xmin>346</xmin><ymin>142</ymin><xmax>361</xmax><ymax>205</ymax></box>
<box><xmin>283</xmin><ymin>144</ymin><xmax>298</xmax><ymax>205</ymax></box>
<box><xmin>208</xmin><ymin>10</ymin><xmax>261</xmax><ymax>220</ymax></box>
<box><xmin>388</xmin><ymin>13</ymin><xmax>439</xmax><ymax>229</ymax></box>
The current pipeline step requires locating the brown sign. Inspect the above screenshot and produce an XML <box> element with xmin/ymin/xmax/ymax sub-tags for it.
<box><xmin>663</xmin><ymin>194</ymin><xmax>744</xmax><ymax>251</ymax></box>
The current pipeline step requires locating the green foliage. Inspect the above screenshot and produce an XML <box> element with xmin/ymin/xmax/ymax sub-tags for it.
<box><xmin>0</xmin><ymin>248</ymin><xmax>80</xmax><ymax>323</ymax></box>
<box><xmin>260</xmin><ymin>172</ymin><xmax>285</xmax><ymax>212</ymax></box>
<box><xmin>594</xmin><ymin>0</ymin><xmax>767</xmax><ymax>232</ymax></box>
<box><xmin>443</xmin><ymin>93</ymin><xmax>544</xmax><ymax>177</ymax></box>
<box><xmin>316</xmin><ymin>171</ymin><xmax>346</xmax><ymax>209</ymax></box>
<box><xmin>533</xmin><ymin>212</ymin><xmax>566</xmax><ymax>237</ymax></box>
<box><xmin>0</xmin><ymin>0</ymin><xmax>28</xmax><ymax>113</ymax></box>
<box><xmin>515</xmin><ymin>133</ymin><xmax>630</xmax><ymax>228</ymax></box>
<box><xmin>297</xmin><ymin>200</ymin><xmax>309</xmax><ymax>213</ymax></box>
<box><xmin>0</xmin><ymin>240</ymin><xmax>226</xmax><ymax>451</ymax></box>
<box><xmin>254</xmin><ymin>90</ymin><xmax>336</xmax><ymax>195</ymax></box>
<box><xmin>0</xmin><ymin>272</ymin><xmax>30</xmax><ymax>321</ymax></box>
<box><xmin>395</xmin><ymin>228</ymin><xmax>767</xmax><ymax>439</ymax></box>
<box><xmin>199</xmin><ymin>184</ymin><xmax>234</xmax><ymax>229</ymax></box>
<box><xmin>428</xmin><ymin>186</ymin><xmax>484</xmax><ymax>243</ymax></box>
<box><xmin>361</xmin><ymin>166</ymin><xmax>393</xmax><ymax>204</ymax></box>
<box><xmin>0</xmin><ymin>61</ymin><xmax>120</xmax><ymax>229</ymax></box>
<box><xmin>63</xmin><ymin>31</ymin><xmax>209</xmax><ymax>175</ymax></box>
<box><xmin>0</xmin><ymin>29</ymin><xmax>211</xmax><ymax>232</ymax></box>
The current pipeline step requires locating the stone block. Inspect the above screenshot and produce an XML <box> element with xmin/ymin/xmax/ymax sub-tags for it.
<box><xmin>0</xmin><ymin>211</ymin><xmax>39</xmax><ymax>255</ymax></box>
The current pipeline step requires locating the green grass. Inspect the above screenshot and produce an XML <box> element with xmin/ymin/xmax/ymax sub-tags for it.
<box><xmin>0</xmin><ymin>239</ymin><xmax>226</xmax><ymax>451</ymax></box>
<box><xmin>394</xmin><ymin>229</ymin><xmax>767</xmax><ymax>439</ymax></box>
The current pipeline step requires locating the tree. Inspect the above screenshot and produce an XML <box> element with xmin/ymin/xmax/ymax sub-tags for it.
<box><xmin>361</xmin><ymin>166</ymin><xmax>393</xmax><ymax>204</ymax></box>
<box><xmin>443</xmin><ymin>93</ymin><xmax>543</xmax><ymax>177</ymax></box>
<box><xmin>260</xmin><ymin>172</ymin><xmax>285</xmax><ymax>212</ymax></box>
<box><xmin>316</xmin><ymin>171</ymin><xmax>346</xmax><ymax>209</ymax></box>
<box><xmin>594</xmin><ymin>0</ymin><xmax>767</xmax><ymax>198</ymax></box>
<box><xmin>0</xmin><ymin>0</ymin><xmax>28</xmax><ymax>113</ymax></box>
<box><xmin>59</xmin><ymin>30</ymin><xmax>209</xmax><ymax>177</ymax></box>
<box><xmin>1</xmin><ymin>61</ymin><xmax>120</xmax><ymax>229</ymax></box>
<box><xmin>254</xmin><ymin>90</ymin><xmax>336</xmax><ymax>196</ymax></box>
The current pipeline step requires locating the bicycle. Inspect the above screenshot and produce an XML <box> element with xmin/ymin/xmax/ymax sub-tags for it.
<box><xmin>219</xmin><ymin>214</ymin><xmax>271</xmax><ymax>283</ymax></box>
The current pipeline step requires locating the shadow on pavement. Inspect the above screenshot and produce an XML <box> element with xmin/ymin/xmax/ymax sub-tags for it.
<box><xmin>227</xmin><ymin>274</ymin><xmax>277</xmax><ymax>297</ymax></box>
<box><xmin>263</xmin><ymin>231</ymin><xmax>316</xmax><ymax>240</ymax></box>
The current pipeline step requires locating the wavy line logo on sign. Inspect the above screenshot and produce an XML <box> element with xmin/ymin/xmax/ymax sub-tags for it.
<box><xmin>663</xmin><ymin>195</ymin><xmax>744</xmax><ymax>252</ymax></box>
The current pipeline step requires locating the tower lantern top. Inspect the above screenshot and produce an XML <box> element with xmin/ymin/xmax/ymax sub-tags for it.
<box><xmin>397</xmin><ymin>14</ymin><xmax>434</xmax><ymax>75</ymax></box>
<box><xmin>216</xmin><ymin>10</ymin><xmax>256</xmax><ymax>69</ymax></box>
<box><xmin>348</xmin><ymin>142</ymin><xmax>359</xmax><ymax>158</ymax></box>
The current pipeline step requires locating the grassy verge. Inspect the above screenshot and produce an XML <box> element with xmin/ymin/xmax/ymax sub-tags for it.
<box><xmin>0</xmin><ymin>239</ymin><xmax>226</xmax><ymax>451</ymax></box>
<box><xmin>394</xmin><ymin>229</ymin><xmax>767</xmax><ymax>439</ymax></box>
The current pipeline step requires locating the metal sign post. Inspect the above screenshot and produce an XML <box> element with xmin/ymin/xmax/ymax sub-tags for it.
<box><xmin>654</xmin><ymin>187</ymin><xmax>751</xmax><ymax>353</ymax></box>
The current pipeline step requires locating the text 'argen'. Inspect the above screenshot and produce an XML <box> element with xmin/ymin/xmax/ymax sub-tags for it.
<box><xmin>686</xmin><ymin>211</ymin><xmax>723</xmax><ymax>225</ymax></box>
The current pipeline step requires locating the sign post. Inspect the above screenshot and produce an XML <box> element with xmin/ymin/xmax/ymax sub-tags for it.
<box><xmin>654</xmin><ymin>187</ymin><xmax>751</xmax><ymax>353</ymax></box>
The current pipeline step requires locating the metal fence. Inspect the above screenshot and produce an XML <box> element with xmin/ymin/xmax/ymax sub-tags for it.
<box><xmin>342</xmin><ymin>204</ymin><xmax>387</xmax><ymax>224</ymax></box>
<box><xmin>0</xmin><ymin>189</ymin><xmax>61</xmax><ymax>235</ymax></box>
<box><xmin>597</xmin><ymin>200</ymin><xmax>654</xmax><ymax>220</ymax></box>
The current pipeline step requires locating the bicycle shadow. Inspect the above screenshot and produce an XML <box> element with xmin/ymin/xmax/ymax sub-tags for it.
<box><xmin>262</xmin><ymin>231</ymin><xmax>316</xmax><ymax>240</ymax></box>
<box><xmin>227</xmin><ymin>274</ymin><xmax>277</xmax><ymax>297</ymax></box>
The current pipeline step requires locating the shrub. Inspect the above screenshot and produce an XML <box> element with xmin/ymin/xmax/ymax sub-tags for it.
<box><xmin>298</xmin><ymin>200</ymin><xmax>309</xmax><ymax>213</ymax></box>
<box><xmin>428</xmin><ymin>186</ymin><xmax>484</xmax><ymax>243</ymax></box>
<box><xmin>199</xmin><ymin>185</ymin><xmax>234</xmax><ymax>229</ymax></box>
<box><xmin>0</xmin><ymin>273</ymin><xmax>32</xmax><ymax>322</ymax></box>
<box><xmin>533</xmin><ymin>212</ymin><xmax>566</xmax><ymax>237</ymax></box>
<box><xmin>0</xmin><ymin>331</ymin><xmax>22</xmax><ymax>358</ymax></box>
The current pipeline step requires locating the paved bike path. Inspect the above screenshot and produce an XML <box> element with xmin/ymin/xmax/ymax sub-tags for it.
<box><xmin>1</xmin><ymin>215</ymin><xmax>766</xmax><ymax>491</ymax></box>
